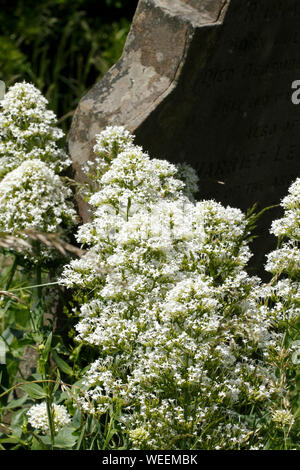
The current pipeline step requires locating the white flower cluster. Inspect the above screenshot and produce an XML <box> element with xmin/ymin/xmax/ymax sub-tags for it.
<box><xmin>270</xmin><ymin>178</ymin><xmax>300</xmax><ymax>240</ymax></box>
<box><xmin>265</xmin><ymin>241</ymin><xmax>300</xmax><ymax>278</ymax></box>
<box><xmin>89</xmin><ymin>149</ymin><xmax>185</xmax><ymax>214</ymax></box>
<box><xmin>83</xmin><ymin>126</ymin><xmax>199</xmax><ymax>204</ymax></box>
<box><xmin>27</xmin><ymin>402</ymin><xmax>71</xmax><ymax>434</ymax></box>
<box><xmin>272</xmin><ymin>409</ymin><xmax>295</xmax><ymax>428</ymax></box>
<box><xmin>266</xmin><ymin>177</ymin><xmax>300</xmax><ymax>278</ymax></box>
<box><xmin>262</xmin><ymin>178</ymin><xmax>300</xmax><ymax>445</ymax></box>
<box><xmin>93</xmin><ymin>125</ymin><xmax>135</xmax><ymax>160</ymax></box>
<box><xmin>264</xmin><ymin>178</ymin><xmax>300</xmax><ymax>325</ymax></box>
<box><xmin>0</xmin><ymin>82</ymin><xmax>70</xmax><ymax>177</ymax></box>
<box><xmin>0</xmin><ymin>159</ymin><xmax>76</xmax><ymax>234</ymax></box>
<box><xmin>0</xmin><ymin>82</ymin><xmax>76</xmax><ymax>260</ymax></box>
<box><xmin>61</xmin><ymin>126</ymin><xmax>287</xmax><ymax>450</ymax></box>
<box><xmin>82</xmin><ymin>126</ymin><xmax>136</xmax><ymax>181</ymax></box>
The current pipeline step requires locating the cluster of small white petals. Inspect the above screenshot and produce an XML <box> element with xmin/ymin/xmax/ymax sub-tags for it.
<box><xmin>0</xmin><ymin>82</ymin><xmax>70</xmax><ymax>176</ymax></box>
<box><xmin>88</xmin><ymin>149</ymin><xmax>185</xmax><ymax>218</ymax></box>
<box><xmin>266</xmin><ymin>179</ymin><xmax>300</xmax><ymax>277</ymax></box>
<box><xmin>83</xmin><ymin>126</ymin><xmax>200</xmax><ymax>209</ymax></box>
<box><xmin>27</xmin><ymin>402</ymin><xmax>71</xmax><ymax>434</ymax></box>
<box><xmin>259</xmin><ymin>177</ymin><xmax>300</xmax><ymax>447</ymax></box>
<box><xmin>271</xmin><ymin>409</ymin><xmax>295</xmax><ymax>427</ymax></box>
<box><xmin>264</xmin><ymin>177</ymin><xmax>300</xmax><ymax>321</ymax></box>
<box><xmin>265</xmin><ymin>242</ymin><xmax>300</xmax><ymax>276</ymax></box>
<box><xmin>60</xmin><ymin>126</ymin><xmax>290</xmax><ymax>449</ymax></box>
<box><xmin>128</xmin><ymin>428</ymin><xmax>150</xmax><ymax>449</ymax></box>
<box><xmin>0</xmin><ymin>159</ymin><xmax>76</xmax><ymax>234</ymax></box>
<box><xmin>0</xmin><ymin>82</ymin><xmax>77</xmax><ymax>261</ymax></box>
<box><xmin>93</xmin><ymin>125</ymin><xmax>135</xmax><ymax>159</ymax></box>
<box><xmin>281</xmin><ymin>179</ymin><xmax>300</xmax><ymax>207</ymax></box>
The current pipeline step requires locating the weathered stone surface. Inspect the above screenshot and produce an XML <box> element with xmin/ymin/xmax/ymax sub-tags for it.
<box><xmin>68</xmin><ymin>0</ymin><xmax>229</xmax><ymax>220</ymax></box>
<box><xmin>68</xmin><ymin>0</ymin><xmax>300</xmax><ymax>272</ymax></box>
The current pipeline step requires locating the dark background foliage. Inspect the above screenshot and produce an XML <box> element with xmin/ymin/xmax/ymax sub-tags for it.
<box><xmin>0</xmin><ymin>0</ymin><xmax>139</xmax><ymax>130</ymax></box>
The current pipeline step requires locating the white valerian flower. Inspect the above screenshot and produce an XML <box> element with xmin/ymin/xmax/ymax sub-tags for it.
<box><xmin>0</xmin><ymin>159</ymin><xmax>77</xmax><ymax>234</ymax></box>
<box><xmin>264</xmin><ymin>178</ymin><xmax>300</xmax><ymax>319</ymax></box>
<box><xmin>0</xmin><ymin>159</ymin><xmax>77</xmax><ymax>261</ymax></box>
<box><xmin>0</xmin><ymin>81</ymin><xmax>70</xmax><ymax>177</ymax></box>
<box><xmin>83</xmin><ymin>126</ymin><xmax>198</xmax><ymax>205</ymax></box>
<box><xmin>82</xmin><ymin>126</ymin><xmax>136</xmax><ymax>182</ymax></box>
<box><xmin>27</xmin><ymin>402</ymin><xmax>71</xmax><ymax>434</ymax></box>
<box><xmin>269</xmin><ymin>177</ymin><xmax>300</xmax><ymax>240</ymax></box>
<box><xmin>260</xmin><ymin>176</ymin><xmax>300</xmax><ymax>445</ymax></box>
<box><xmin>86</xmin><ymin>147</ymin><xmax>185</xmax><ymax>217</ymax></box>
<box><xmin>265</xmin><ymin>241</ymin><xmax>300</xmax><ymax>276</ymax></box>
<box><xmin>60</xmin><ymin>126</ymin><xmax>292</xmax><ymax>450</ymax></box>
<box><xmin>128</xmin><ymin>428</ymin><xmax>150</xmax><ymax>448</ymax></box>
<box><xmin>93</xmin><ymin>125</ymin><xmax>135</xmax><ymax>160</ymax></box>
<box><xmin>271</xmin><ymin>409</ymin><xmax>295</xmax><ymax>427</ymax></box>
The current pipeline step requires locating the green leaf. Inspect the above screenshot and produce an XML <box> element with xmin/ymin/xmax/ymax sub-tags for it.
<box><xmin>20</xmin><ymin>383</ymin><xmax>47</xmax><ymax>399</ymax></box>
<box><xmin>41</xmin><ymin>332</ymin><xmax>52</xmax><ymax>363</ymax></box>
<box><xmin>53</xmin><ymin>368</ymin><xmax>61</xmax><ymax>394</ymax></box>
<box><xmin>31</xmin><ymin>436</ymin><xmax>47</xmax><ymax>450</ymax></box>
<box><xmin>40</xmin><ymin>426</ymin><xmax>77</xmax><ymax>449</ymax></box>
<box><xmin>102</xmin><ymin>428</ymin><xmax>118</xmax><ymax>450</ymax></box>
<box><xmin>75</xmin><ymin>424</ymin><xmax>86</xmax><ymax>450</ymax></box>
<box><xmin>52</xmin><ymin>350</ymin><xmax>73</xmax><ymax>377</ymax></box>
<box><xmin>38</xmin><ymin>331</ymin><xmax>53</xmax><ymax>374</ymax></box>
<box><xmin>2</xmin><ymin>394</ymin><xmax>27</xmax><ymax>410</ymax></box>
<box><xmin>0</xmin><ymin>437</ymin><xmax>21</xmax><ymax>444</ymax></box>
<box><xmin>54</xmin><ymin>426</ymin><xmax>77</xmax><ymax>449</ymax></box>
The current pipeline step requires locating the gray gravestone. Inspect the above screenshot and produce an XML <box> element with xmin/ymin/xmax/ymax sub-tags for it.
<box><xmin>68</xmin><ymin>0</ymin><xmax>300</xmax><ymax>273</ymax></box>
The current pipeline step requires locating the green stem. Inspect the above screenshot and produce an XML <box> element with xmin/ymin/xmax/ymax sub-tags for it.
<box><xmin>28</xmin><ymin>308</ymin><xmax>37</xmax><ymax>333</ymax></box>
<box><xmin>46</xmin><ymin>397</ymin><xmax>55</xmax><ymax>450</ymax></box>
<box><xmin>35</xmin><ymin>264</ymin><xmax>44</xmax><ymax>329</ymax></box>
<box><xmin>126</xmin><ymin>197</ymin><xmax>131</xmax><ymax>221</ymax></box>
<box><xmin>10</xmin><ymin>281</ymin><xmax>60</xmax><ymax>292</ymax></box>
<box><xmin>36</xmin><ymin>265</ymin><xmax>42</xmax><ymax>304</ymax></box>
<box><xmin>5</xmin><ymin>256</ymin><xmax>18</xmax><ymax>290</ymax></box>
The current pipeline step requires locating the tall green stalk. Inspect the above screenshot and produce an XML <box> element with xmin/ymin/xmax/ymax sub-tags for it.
<box><xmin>35</xmin><ymin>263</ymin><xmax>44</xmax><ymax>330</ymax></box>
<box><xmin>45</xmin><ymin>395</ymin><xmax>55</xmax><ymax>450</ymax></box>
<box><xmin>5</xmin><ymin>255</ymin><xmax>18</xmax><ymax>290</ymax></box>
